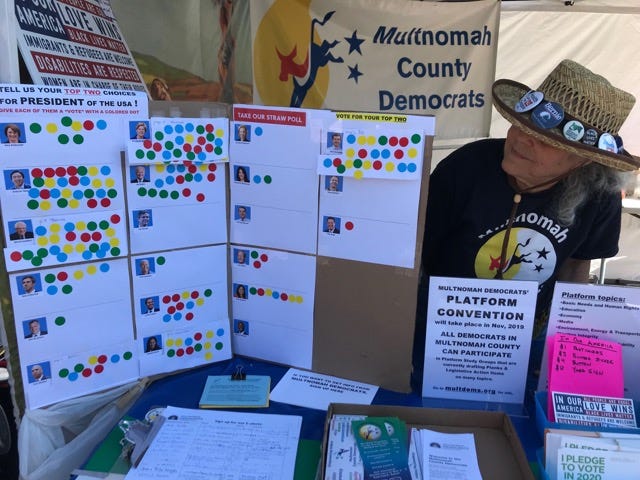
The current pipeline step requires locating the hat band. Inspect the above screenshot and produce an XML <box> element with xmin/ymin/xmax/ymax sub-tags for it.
<box><xmin>517</xmin><ymin>91</ymin><xmax>624</xmax><ymax>155</ymax></box>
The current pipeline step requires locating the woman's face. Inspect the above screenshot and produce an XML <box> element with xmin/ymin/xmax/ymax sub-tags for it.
<box><xmin>238</xmin><ymin>127</ymin><xmax>247</xmax><ymax>140</ymax></box>
<box><xmin>238</xmin><ymin>168</ymin><xmax>246</xmax><ymax>180</ymax></box>
<box><xmin>136</xmin><ymin>124</ymin><xmax>146</xmax><ymax>138</ymax></box>
<box><xmin>149</xmin><ymin>337</ymin><xmax>157</xmax><ymax>348</ymax></box>
<box><xmin>502</xmin><ymin>126</ymin><xmax>586</xmax><ymax>191</ymax></box>
<box><xmin>6</xmin><ymin>127</ymin><xmax>19</xmax><ymax>143</ymax></box>
<box><xmin>237</xmin><ymin>285</ymin><xmax>245</xmax><ymax>296</ymax></box>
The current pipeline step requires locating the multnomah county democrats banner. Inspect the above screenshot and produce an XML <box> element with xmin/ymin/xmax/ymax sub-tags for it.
<box><xmin>250</xmin><ymin>0</ymin><xmax>500</xmax><ymax>140</ymax></box>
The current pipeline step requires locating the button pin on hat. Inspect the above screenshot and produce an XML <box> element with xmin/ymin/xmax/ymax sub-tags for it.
<box><xmin>531</xmin><ymin>101</ymin><xmax>564</xmax><ymax>129</ymax></box>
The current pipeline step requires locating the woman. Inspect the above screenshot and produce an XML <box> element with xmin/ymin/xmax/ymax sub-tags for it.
<box><xmin>149</xmin><ymin>78</ymin><xmax>172</xmax><ymax>101</ymax></box>
<box><xmin>234</xmin><ymin>284</ymin><xmax>247</xmax><ymax>299</ymax></box>
<box><xmin>412</xmin><ymin>59</ymin><xmax>638</xmax><ymax>390</ymax></box>
<box><xmin>133</xmin><ymin>122</ymin><xmax>147</xmax><ymax>140</ymax></box>
<box><xmin>145</xmin><ymin>336</ymin><xmax>160</xmax><ymax>352</ymax></box>
<box><xmin>236</xmin><ymin>125</ymin><xmax>249</xmax><ymax>142</ymax></box>
<box><xmin>235</xmin><ymin>166</ymin><xmax>249</xmax><ymax>183</ymax></box>
<box><xmin>4</xmin><ymin>124</ymin><xmax>21</xmax><ymax>143</ymax></box>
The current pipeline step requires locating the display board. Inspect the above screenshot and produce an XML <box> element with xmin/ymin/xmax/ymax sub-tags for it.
<box><xmin>1</xmin><ymin>93</ymin><xmax>433</xmax><ymax>411</ymax></box>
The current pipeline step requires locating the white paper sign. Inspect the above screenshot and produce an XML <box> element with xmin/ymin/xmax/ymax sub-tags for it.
<box><xmin>270</xmin><ymin>368</ymin><xmax>378</xmax><ymax>411</ymax></box>
<box><xmin>422</xmin><ymin>276</ymin><xmax>537</xmax><ymax>403</ymax></box>
<box><xmin>539</xmin><ymin>282</ymin><xmax>640</xmax><ymax>399</ymax></box>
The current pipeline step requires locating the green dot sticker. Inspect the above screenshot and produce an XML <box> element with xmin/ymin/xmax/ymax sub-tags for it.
<box><xmin>107</xmin><ymin>189</ymin><xmax>118</xmax><ymax>198</ymax></box>
<box><xmin>154</xmin><ymin>131</ymin><xmax>164</xmax><ymax>140</ymax></box>
<box><xmin>196</xmin><ymin>125</ymin><xmax>205</xmax><ymax>134</ymax></box>
<box><xmin>194</xmin><ymin>343</ymin><xmax>202</xmax><ymax>352</ymax></box>
<box><xmin>111</xmin><ymin>247</ymin><xmax>121</xmax><ymax>256</ymax></box>
<box><xmin>33</xmin><ymin>177</ymin><xmax>45</xmax><ymax>187</ymax></box>
<box><xmin>215</xmin><ymin>342</ymin><xmax>223</xmax><ymax>350</ymax></box>
<box><xmin>337</xmin><ymin>164</ymin><xmax>346</xmax><ymax>174</ymax></box>
<box><xmin>74</xmin><ymin>363</ymin><xmax>84</xmax><ymax>373</ymax></box>
<box><xmin>354</xmin><ymin>159</ymin><xmax>363</xmax><ymax>168</ymax></box>
<box><xmin>157</xmin><ymin>256</ymin><xmax>166</xmax><ymax>265</ymax></box>
<box><xmin>99</xmin><ymin>220</ymin><xmax>109</xmax><ymax>230</ymax></box>
<box><xmin>136</xmin><ymin>150</ymin><xmax>145</xmax><ymax>159</ymax></box>
<box><xmin>77</xmin><ymin>166</ymin><xmax>88</xmax><ymax>175</ymax></box>
<box><xmin>185</xmin><ymin>173</ymin><xmax>193</xmax><ymax>182</ymax></box>
<box><xmin>206</xmin><ymin>133</ymin><xmax>214</xmax><ymax>141</ymax></box>
<box><xmin>411</xmin><ymin>133</ymin><xmax>422</xmax><ymax>144</ymax></box>
<box><xmin>57</xmin><ymin>198</ymin><xmax>68</xmax><ymax>208</ymax></box>
<box><xmin>146</xmin><ymin>151</ymin><xmax>156</xmax><ymax>160</ymax></box>
<box><xmin>378</xmin><ymin>135</ymin><xmax>388</xmax><ymax>145</ymax></box>
<box><xmin>187</xmin><ymin>152</ymin><xmax>195</xmax><ymax>160</ymax></box>
<box><xmin>264</xmin><ymin>175</ymin><xmax>272</xmax><ymax>184</ymax></box>
<box><xmin>58</xmin><ymin>134</ymin><xmax>69</xmax><ymax>144</ymax></box>
<box><xmin>84</xmin><ymin>189</ymin><xmax>95</xmax><ymax>199</ymax></box>
<box><xmin>62</xmin><ymin>284</ymin><xmax>73</xmax><ymax>294</ymax></box>
<box><xmin>251</xmin><ymin>250</ymin><xmax>258</xmax><ymax>259</ymax></box>
<box><xmin>249</xmin><ymin>287</ymin><xmax>257</xmax><ymax>295</ymax></box>
<box><xmin>167</xmin><ymin>349</ymin><xmax>175</xmax><ymax>357</ymax></box>
<box><xmin>148</xmin><ymin>189</ymin><xmax>157</xmax><ymax>198</ymax></box>
<box><xmin>214</xmin><ymin>146</ymin><xmax>222</xmax><ymax>155</ymax></box>
<box><xmin>27</xmin><ymin>200</ymin><xmax>40</xmax><ymax>210</ymax></box>
<box><xmin>204</xmin><ymin>289</ymin><xmax>212</xmax><ymax>297</ymax></box>
<box><xmin>23</xmin><ymin>250</ymin><xmax>34</xmax><ymax>260</ymax></box>
<box><xmin>123</xmin><ymin>351</ymin><xmax>133</xmax><ymax>360</ymax></box>
<box><xmin>37</xmin><ymin>248</ymin><xmax>48</xmax><ymax>258</ymax></box>
<box><xmin>45</xmin><ymin>273</ymin><xmax>56</xmax><ymax>283</ymax></box>
<box><xmin>59</xmin><ymin>368</ymin><xmax>69</xmax><ymax>378</ymax></box>
<box><xmin>159</xmin><ymin>190</ymin><xmax>169</xmax><ymax>198</ymax></box>
<box><xmin>87</xmin><ymin>221</ymin><xmax>97</xmax><ymax>231</ymax></box>
<box><xmin>173</xmin><ymin>148</ymin><xmax>182</xmax><ymax>158</ymax></box>
<box><xmin>137</xmin><ymin>187</ymin><xmax>147</xmax><ymax>196</ymax></box>
<box><xmin>32</xmin><ymin>257</ymin><xmax>43</xmax><ymax>266</ymax></box>
<box><xmin>30</xmin><ymin>123</ymin><xmax>42</xmax><ymax>133</ymax></box>
<box><xmin>55</xmin><ymin>316</ymin><xmax>66</xmax><ymax>326</ymax></box>
<box><xmin>73</xmin><ymin>134</ymin><xmax>84</xmax><ymax>145</ymax></box>
<box><xmin>170</xmin><ymin>191</ymin><xmax>179</xmax><ymax>199</ymax></box>
<box><xmin>61</xmin><ymin>116</ymin><xmax>73</xmax><ymax>127</ymax></box>
<box><xmin>165</xmin><ymin>141</ymin><xmax>174</xmax><ymax>150</ymax></box>
<box><xmin>89</xmin><ymin>243</ymin><xmax>99</xmax><ymax>253</ymax></box>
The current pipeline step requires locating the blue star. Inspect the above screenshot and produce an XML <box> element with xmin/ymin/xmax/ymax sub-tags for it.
<box><xmin>344</xmin><ymin>30</ymin><xmax>365</xmax><ymax>55</ymax></box>
<box><xmin>347</xmin><ymin>65</ymin><xmax>363</xmax><ymax>84</ymax></box>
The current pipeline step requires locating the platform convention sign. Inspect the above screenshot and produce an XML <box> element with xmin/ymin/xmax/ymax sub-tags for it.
<box><xmin>423</xmin><ymin>276</ymin><xmax>537</xmax><ymax>404</ymax></box>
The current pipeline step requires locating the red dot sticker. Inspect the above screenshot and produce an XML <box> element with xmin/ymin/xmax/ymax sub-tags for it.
<box><xmin>168</xmin><ymin>306</ymin><xmax>176</xmax><ymax>314</ymax></box>
<box><xmin>205</xmin><ymin>123</ymin><xmax>214</xmax><ymax>132</ymax></box>
<box><xmin>91</xmin><ymin>232</ymin><xmax>102</xmax><ymax>241</ymax></box>
<box><xmin>110</xmin><ymin>214</ymin><xmax>121</xmax><ymax>223</ymax></box>
<box><xmin>389</xmin><ymin>136</ymin><xmax>399</xmax><ymax>146</ymax></box>
<box><xmin>162</xmin><ymin>295</ymin><xmax>171</xmax><ymax>303</ymax></box>
<box><xmin>186</xmin><ymin>346</ymin><xmax>194</xmax><ymax>355</ymax></box>
<box><xmin>143</xmin><ymin>139</ymin><xmax>152</xmax><ymax>148</ymax></box>
<box><xmin>209</xmin><ymin>163</ymin><xmax>217</xmax><ymax>172</ymax></box>
<box><xmin>183</xmin><ymin>143</ymin><xmax>192</xmax><ymax>152</ymax></box>
<box><xmin>280</xmin><ymin>293</ymin><xmax>288</xmax><ymax>301</ymax></box>
<box><xmin>177</xmin><ymin>348</ymin><xmax>185</xmax><ymax>357</ymax></box>
<box><xmin>182</xmin><ymin>188</ymin><xmax>191</xmax><ymax>197</ymax></box>
<box><xmin>44</xmin><ymin>167</ymin><xmax>55</xmax><ymax>177</ymax></box>
<box><xmin>80</xmin><ymin>232</ymin><xmax>91</xmax><ymax>242</ymax></box>
<box><xmin>31</xmin><ymin>168</ymin><xmax>43</xmax><ymax>178</ymax></box>
<box><xmin>100</xmin><ymin>198</ymin><xmax>111</xmax><ymax>208</ymax></box>
<box><xmin>94</xmin><ymin>364</ymin><xmax>104</xmax><ymax>373</ymax></box>
<box><xmin>69</xmin><ymin>176</ymin><xmax>80</xmax><ymax>186</ymax></box>
<box><xmin>191</xmin><ymin>291</ymin><xmax>199</xmax><ymax>299</ymax></box>
<box><xmin>40</xmin><ymin>190</ymin><xmax>51</xmax><ymax>199</ymax></box>
<box><xmin>176</xmin><ymin>302</ymin><xmax>184</xmax><ymax>311</ymax></box>
<box><xmin>57</xmin><ymin>271</ymin><xmax>68</xmax><ymax>281</ymax></box>
<box><xmin>394</xmin><ymin>149</ymin><xmax>404</xmax><ymax>159</ymax></box>
<box><xmin>345</xmin><ymin>221</ymin><xmax>354</xmax><ymax>230</ymax></box>
<box><xmin>197</xmin><ymin>136</ymin><xmax>206</xmax><ymax>145</ymax></box>
<box><xmin>332</xmin><ymin>158</ymin><xmax>342</xmax><ymax>167</ymax></box>
<box><xmin>55</xmin><ymin>166</ymin><xmax>66</xmax><ymax>177</ymax></box>
<box><xmin>153</xmin><ymin>142</ymin><xmax>162</xmax><ymax>152</ymax></box>
<box><xmin>194</xmin><ymin>332</ymin><xmax>203</xmax><ymax>340</ymax></box>
<box><xmin>399</xmin><ymin>137</ymin><xmax>409</xmax><ymax>147</ymax></box>
<box><xmin>188</xmin><ymin>165</ymin><xmax>197</xmax><ymax>173</ymax></box>
<box><xmin>373</xmin><ymin>161</ymin><xmax>383</xmax><ymax>170</ymax></box>
<box><xmin>257</xmin><ymin>288</ymin><xmax>265</xmax><ymax>296</ymax></box>
<box><xmin>358</xmin><ymin>149</ymin><xmax>367</xmax><ymax>159</ymax></box>
<box><xmin>67</xmin><ymin>166</ymin><xmax>77</xmax><ymax>175</ymax></box>
<box><xmin>205</xmin><ymin>144</ymin><xmax>213</xmax><ymax>153</ymax></box>
<box><xmin>207</xmin><ymin>173</ymin><xmax>216</xmax><ymax>182</ymax></box>
<box><xmin>196</xmin><ymin>193</ymin><xmax>206</xmax><ymax>202</ymax></box>
<box><xmin>87</xmin><ymin>199</ymin><xmax>98</xmax><ymax>209</ymax></box>
<box><xmin>10</xmin><ymin>251</ymin><xmax>22</xmax><ymax>261</ymax></box>
<box><xmin>98</xmin><ymin>354</ymin><xmax>107</xmax><ymax>364</ymax></box>
<box><xmin>176</xmin><ymin>175</ymin><xmax>185</xmax><ymax>184</ymax></box>
<box><xmin>83</xmin><ymin>120</ymin><xmax>94</xmax><ymax>130</ymax></box>
<box><xmin>172</xmin><ymin>294</ymin><xmax>180</xmax><ymax>302</ymax></box>
<box><xmin>260</xmin><ymin>254</ymin><xmax>268</xmax><ymax>262</ymax></box>
<box><xmin>253</xmin><ymin>261</ymin><xmax>261</xmax><ymax>268</ymax></box>
<box><xmin>82</xmin><ymin>368</ymin><xmax>92</xmax><ymax>378</ymax></box>
<box><xmin>194</xmin><ymin>145</ymin><xmax>202</xmax><ymax>154</ymax></box>
<box><xmin>186</xmin><ymin>312</ymin><xmax>194</xmax><ymax>321</ymax></box>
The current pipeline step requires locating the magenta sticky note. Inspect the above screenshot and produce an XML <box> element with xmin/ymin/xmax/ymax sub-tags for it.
<box><xmin>547</xmin><ymin>333</ymin><xmax>624</xmax><ymax>421</ymax></box>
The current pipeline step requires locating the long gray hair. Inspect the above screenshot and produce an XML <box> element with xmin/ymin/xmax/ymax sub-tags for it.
<box><xmin>556</xmin><ymin>162</ymin><xmax>626</xmax><ymax>226</ymax></box>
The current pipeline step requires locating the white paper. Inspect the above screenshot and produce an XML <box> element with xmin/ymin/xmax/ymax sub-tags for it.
<box><xmin>124</xmin><ymin>406</ymin><xmax>301</xmax><ymax>480</ymax></box>
<box><xmin>230</xmin><ymin>246</ymin><xmax>316</xmax><ymax>369</ymax></box>
<box><xmin>422</xmin><ymin>276</ymin><xmax>537</xmax><ymax>403</ymax></box>
<box><xmin>418</xmin><ymin>430</ymin><xmax>482</xmax><ymax>480</ymax></box>
<box><xmin>539</xmin><ymin>282</ymin><xmax>640</xmax><ymax>399</ymax></box>
<box><xmin>324</xmin><ymin>414</ymin><xmax>367</xmax><ymax>480</ymax></box>
<box><xmin>270</xmin><ymin>368</ymin><xmax>378</xmax><ymax>411</ymax></box>
<box><xmin>556</xmin><ymin>447</ymin><xmax>640</xmax><ymax>480</ymax></box>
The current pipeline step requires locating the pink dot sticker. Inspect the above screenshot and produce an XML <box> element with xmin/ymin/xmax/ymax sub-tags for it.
<box><xmin>345</xmin><ymin>221</ymin><xmax>354</xmax><ymax>230</ymax></box>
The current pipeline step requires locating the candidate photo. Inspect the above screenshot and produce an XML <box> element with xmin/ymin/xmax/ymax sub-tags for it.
<box><xmin>2</xmin><ymin>123</ymin><xmax>26</xmax><ymax>144</ymax></box>
<box><xmin>234</xmin><ymin>205</ymin><xmax>251</xmax><ymax>223</ymax></box>
<box><xmin>234</xmin><ymin>165</ymin><xmax>250</xmax><ymax>183</ymax></box>
<box><xmin>27</xmin><ymin>362</ymin><xmax>50</xmax><ymax>383</ymax></box>
<box><xmin>133</xmin><ymin>209</ymin><xmax>153</xmax><ymax>228</ymax></box>
<box><xmin>5</xmin><ymin>169</ymin><xmax>31</xmax><ymax>190</ymax></box>
<box><xmin>144</xmin><ymin>335</ymin><xmax>162</xmax><ymax>353</ymax></box>
<box><xmin>23</xmin><ymin>318</ymin><xmax>48</xmax><ymax>339</ymax></box>
<box><xmin>325</xmin><ymin>175</ymin><xmax>343</xmax><ymax>193</ymax></box>
<box><xmin>234</xmin><ymin>248</ymin><xmax>249</xmax><ymax>265</ymax></box>
<box><xmin>8</xmin><ymin>220</ymin><xmax>34</xmax><ymax>241</ymax></box>
<box><xmin>323</xmin><ymin>216</ymin><xmax>341</xmax><ymax>235</ymax></box>
<box><xmin>130</xmin><ymin>165</ymin><xmax>150</xmax><ymax>183</ymax></box>
<box><xmin>136</xmin><ymin>258</ymin><xmax>155</xmax><ymax>276</ymax></box>
<box><xmin>234</xmin><ymin>320</ymin><xmax>249</xmax><ymax>336</ymax></box>
<box><xmin>140</xmin><ymin>296</ymin><xmax>160</xmax><ymax>314</ymax></box>
<box><xmin>17</xmin><ymin>273</ymin><xmax>41</xmax><ymax>295</ymax></box>
<box><xmin>235</xmin><ymin>124</ymin><xmax>251</xmax><ymax>142</ymax></box>
<box><xmin>130</xmin><ymin>121</ymin><xmax>150</xmax><ymax>140</ymax></box>
<box><xmin>326</xmin><ymin>131</ymin><xmax>343</xmax><ymax>153</ymax></box>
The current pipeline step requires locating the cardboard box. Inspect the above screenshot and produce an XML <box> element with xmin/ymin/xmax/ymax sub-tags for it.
<box><xmin>322</xmin><ymin>403</ymin><xmax>535</xmax><ymax>480</ymax></box>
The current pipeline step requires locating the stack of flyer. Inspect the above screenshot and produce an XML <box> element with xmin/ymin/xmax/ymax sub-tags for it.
<box><xmin>324</xmin><ymin>414</ymin><xmax>482</xmax><ymax>480</ymax></box>
<box><xmin>542</xmin><ymin>429</ymin><xmax>640</xmax><ymax>480</ymax></box>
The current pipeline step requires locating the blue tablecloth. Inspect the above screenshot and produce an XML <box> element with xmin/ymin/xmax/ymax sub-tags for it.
<box><xmin>126</xmin><ymin>356</ymin><xmax>542</xmax><ymax>461</ymax></box>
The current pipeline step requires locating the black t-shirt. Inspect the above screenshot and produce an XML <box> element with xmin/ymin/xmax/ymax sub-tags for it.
<box><xmin>413</xmin><ymin>139</ymin><xmax>621</xmax><ymax>380</ymax></box>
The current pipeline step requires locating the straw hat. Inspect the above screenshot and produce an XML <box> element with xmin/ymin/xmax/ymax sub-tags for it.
<box><xmin>492</xmin><ymin>59</ymin><xmax>639</xmax><ymax>172</ymax></box>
